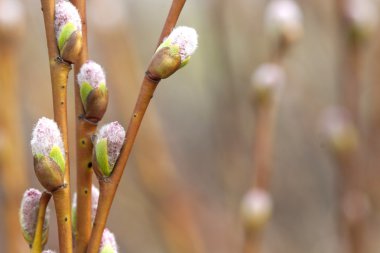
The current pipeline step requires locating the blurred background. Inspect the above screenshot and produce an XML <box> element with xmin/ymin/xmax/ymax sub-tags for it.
<box><xmin>2</xmin><ymin>0</ymin><xmax>380</xmax><ymax>252</ymax></box>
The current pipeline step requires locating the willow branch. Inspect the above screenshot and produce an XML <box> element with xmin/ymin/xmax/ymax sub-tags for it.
<box><xmin>94</xmin><ymin>25</ymin><xmax>206</xmax><ymax>253</ymax></box>
<box><xmin>156</xmin><ymin>0</ymin><xmax>186</xmax><ymax>47</ymax></box>
<box><xmin>334</xmin><ymin>1</ymin><xmax>367</xmax><ymax>252</ymax></box>
<box><xmin>252</xmin><ymin>104</ymin><xmax>275</xmax><ymax>190</ymax></box>
<box><xmin>31</xmin><ymin>192</ymin><xmax>52</xmax><ymax>253</ymax></box>
<box><xmin>86</xmin><ymin>2</ymin><xmax>187</xmax><ymax>252</ymax></box>
<box><xmin>40</xmin><ymin>1</ymin><xmax>73</xmax><ymax>252</ymax></box>
<box><xmin>87</xmin><ymin>76</ymin><xmax>159</xmax><ymax>253</ymax></box>
<box><xmin>68</xmin><ymin>1</ymin><xmax>94</xmax><ymax>252</ymax></box>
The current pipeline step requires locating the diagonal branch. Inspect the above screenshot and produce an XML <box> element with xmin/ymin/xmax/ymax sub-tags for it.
<box><xmin>87</xmin><ymin>1</ymin><xmax>187</xmax><ymax>252</ymax></box>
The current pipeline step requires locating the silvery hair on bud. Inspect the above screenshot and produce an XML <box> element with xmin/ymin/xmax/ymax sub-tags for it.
<box><xmin>77</xmin><ymin>60</ymin><xmax>106</xmax><ymax>89</ymax></box>
<box><xmin>165</xmin><ymin>26</ymin><xmax>198</xmax><ymax>62</ymax></box>
<box><xmin>252</xmin><ymin>63</ymin><xmax>286</xmax><ymax>92</ymax></box>
<box><xmin>54</xmin><ymin>0</ymin><xmax>82</xmax><ymax>40</ymax></box>
<box><xmin>97</xmin><ymin>122</ymin><xmax>126</xmax><ymax>169</ymax></box>
<box><xmin>31</xmin><ymin>117</ymin><xmax>65</xmax><ymax>158</ymax></box>
<box><xmin>19</xmin><ymin>189</ymin><xmax>50</xmax><ymax>241</ymax></box>
<box><xmin>42</xmin><ymin>250</ymin><xmax>57</xmax><ymax>253</ymax></box>
<box><xmin>345</xmin><ymin>0</ymin><xmax>379</xmax><ymax>35</ymax></box>
<box><xmin>100</xmin><ymin>228</ymin><xmax>119</xmax><ymax>253</ymax></box>
<box><xmin>265</xmin><ymin>0</ymin><xmax>303</xmax><ymax>40</ymax></box>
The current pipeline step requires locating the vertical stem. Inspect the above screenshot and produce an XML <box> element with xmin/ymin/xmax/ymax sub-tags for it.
<box><xmin>31</xmin><ymin>192</ymin><xmax>52</xmax><ymax>253</ymax></box>
<box><xmin>69</xmin><ymin>1</ymin><xmax>94</xmax><ymax>252</ymax></box>
<box><xmin>243</xmin><ymin>232</ymin><xmax>262</xmax><ymax>253</ymax></box>
<box><xmin>40</xmin><ymin>1</ymin><xmax>73</xmax><ymax>252</ymax></box>
<box><xmin>335</xmin><ymin>1</ymin><xmax>367</xmax><ymax>252</ymax></box>
<box><xmin>340</xmin><ymin>46</ymin><xmax>361</xmax><ymax>125</ymax></box>
<box><xmin>53</xmin><ymin>186</ymin><xmax>73</xmax><ymax>253</ymax></box>
<box><xmin>252</xmin><ymin>104</ymin><xmax>275</xmax><ymax>190</ymax></box>
<box><xmin>0</xmin><ymin>45</ymin><xmax>29</xmax><ymax>253</ymax></box>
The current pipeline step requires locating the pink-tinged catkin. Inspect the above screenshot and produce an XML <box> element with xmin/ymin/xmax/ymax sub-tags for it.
<box><xmin>345</xmin><ymin>0</ymin><xmax>379</xmax><ymax>38</ymax></box>
<box><xmin>96</xmin><ymin>122</ymin><xmax>126</xmax><ymax>169</ymax></box>
<box><xmin>99</xmin><ymin>228</ymin><xmax>119</xmax><ymax>253</ymax></box>
<box><xmin>252</xmin><ymin>63</ymin><xmax>285</xmax><ymax>93</ymax></box>
<box><xmin>31</xmin><ymin>117</ymin><xmax>65</xmax><ymax>159</ymax></box>
<box><xmin>91</xmin><ymin>185</ymin><xmax>100</xmax><ymax>219</ymax></box>
<box><xmin>54</xmin><ymin>0</ymin><xmax>82</xmax><ymax>40</ymax></box>
<box><xmin>0</xmin><ymin>0</ymin><xmax>23</xmax><ymax>28</ymax></box>
<box><xmin>19</xmin><ymin>189</ymin><xmax>50</xmax><ymax>242</ymax></box>
<box><xmin>164</xmin><ymin>26</ymin><xmax>198</xmax><ymax>62</ymax></box>
<box><xmin>241</xmin><ymin>188</ymin><xmax>273</xmax><ymax>230</ymax></box>
<box><xmin>264</xmin><ymin>0</ymin><xmax>303</xmax><ymax>43</ymax></box>
<box><xmin>321</xmin><ymin>106</ymin><xmax>358</xmax><ymax>153</ymax></box>
<box><xmin>77</xmin><ymin>60</ymin><xmax>106</xmax><ymax>89</ymax></box>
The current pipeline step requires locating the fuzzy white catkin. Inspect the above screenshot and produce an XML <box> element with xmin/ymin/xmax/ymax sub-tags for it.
<box><xmin>241</xmin><ymin>189</ymin><xmax>272</xmax><ymax>228</ymax></box>
<box><xmin>265</xmin><ymin>0</ymin><xmax>303</xmax><ymax>43</ymax></box>
<box><xmin>0</xmin><ymin>0</ymin><xmax>23</xmax><ymax>27</ymax></box>
<box><xmin>321</xmin><ymin>107</ymin><xmax>353</xmax><ymax>140</ymax></box>
<box><xmin>100</xmin><ymin>228</ymin><xmax>119</xmax><ymax>253</ymax></box>
<box><xmin>42</xmin><ymin>250</ymin><xmax>57</xmax><ymax>253</ymax></box>
<box><xmin>97</xmin><ymin>122</ymin><xmax>126</xmax><ymax>169</ymax></box>
<box><xmin>54</xmin><ymin>0</ymin><xmax>82</xmax><ymax>40</ymax></box>
<box><xmin>165</xmin><ymin>26</ymin><xmax>198</xmax><ymax>62</ymax></box>
<box><xmin>77</xmin><ymin>61</ymin><xmax>106</xmax><ymax>89</ymax></box>
<box><xmin>345</xmin><ymin>0</ymin><xmax>379</xmax><ymax>36</ymax></box>
<box><xmin>320</xmin><ymin>106</ymin><xmax>358</xmax><ymax>153</ymax></box>
<box><xmin>31</xmin><ymin>117</ymin><xmax>65</xmax><ymax>159</ymax></box>
<box><xmin>252</xmin><ymin>63</ymin><xmax>285</xmax><ymax>92</ymax></box>
<box><xmin>19</xmin><ymin>189</ymin><xmax>50</xmax><ymax>241</ymax></box>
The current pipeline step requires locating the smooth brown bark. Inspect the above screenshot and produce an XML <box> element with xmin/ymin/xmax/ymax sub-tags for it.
<box><xmin>87</xmin><ymin>77</ymin><xmax>159</xmax><ymax>253</ymax></box>
<box><xmin>69</xmin><ymin>1</ymin><xmax>95</xmax><ymax>252</ymax></box>
<box><xmin>87</xmin><ymin>1</ymin><xmax>187</xmax><ymax>252</ymax></box>
<box><xmin>94</xmin><ymin>24</ymin><xmax>206</xmax><ymax>253</ymax></box>
<box><xmin>31</xmin><ymin>192</ymin><xmax>52</xmax><ymax>253</ymax></box>
<box><xmin>252</xmin><ymin>103</ymin><xmax>275</xmax><ymax>190</ymax></box>
<box><xmin>40</xmin><ymin>1</ymin><xmax>73</xmax><ymax>252</ymax></box>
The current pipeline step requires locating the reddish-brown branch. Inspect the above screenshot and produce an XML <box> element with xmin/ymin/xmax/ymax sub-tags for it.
<box><xmin>156</xmin><ymin>0</ymin><xmax>187</xmax><ymax>47</ymax></box>
<box><xmin>31</xmin><ymin>192</ymin><xmax>52</xmax><ymax>253</ymax></box>
<box><xmin>40</xmin><ymin>1</ymin><xmax>73</xmax><ymax>252</ymax></box>
<box><xmin>94</xmin><ymin>26</ymin><xmax>206</xmax><ymax>253</ymax></box>
<box><xmin>87</xmin><ymin>1</ymin><xmax>187</xmax><ymax>252</ymax></box>
<box><xmin>87</xmin><ymin>77</ymin><xmax>159</xmax><ymax>253</ymax></box>
<box><xmin>243</xmin><ymin>231</ymin><xmax>263</xmax><ymax>253</ymax></box>
<box><xmin>334</xmin><ymin>1</ymin><xmax>367</xmax><ymax>252</ymax></box>
<box><xmin>69</xmin><ymin>1</ymin><xmax>94</xmax><ymax>252</ymax></box>
<box><xmin>252</xmin><ymin>104</ymin><xmax>275</xmax><ymax>190</ymax></box>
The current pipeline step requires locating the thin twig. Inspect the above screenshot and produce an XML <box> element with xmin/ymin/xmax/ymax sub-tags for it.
<box><xmin>86</xmin><ymin>1</ymin><xmax>187</xmax><ymax>252</ymax></box>
<box><xmin>31</xmin><ymin>192</ymin><xmax>52</xmax><ymax>253</ymax></box>
<box><xmin>40</xmin><ymin>1</ymin><xmax>73</xmax><ymax>252</ymax></box>
<box><xmin>94</xmin><ymin>22</ymin><xmax>206</xmax><ymax>253</ymax></box>
<box><xmin>87</xmin><ymin>76</ymin><xmax>159</xmax><ymax>253</ymax></box>
<box><xmin>334</xmin><ymin>1</ymin><xmax>368</xmax><ymax>252</ymax></box>
<box><xmin>156</xmin><ymin>0</ymin><xmax>186</xmax><ymax>47</ymax></box>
